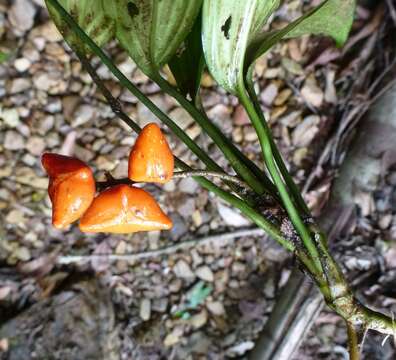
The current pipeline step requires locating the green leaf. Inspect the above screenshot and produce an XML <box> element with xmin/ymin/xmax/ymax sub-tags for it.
<box><xmin>0</xmin><ymin>51</ymin><xmax>9</xmax><ymax>64</ymax></box>
<box><xmin>168</xmin><ymin>12</ymin><xmax>205</xmax><ymax>103</ymax></box>
<box><xmin>172</xmin><ymin>281</ymin><xmax>212</xmax><ymax>318</ymax></box>
<box><xmin>45</xmin><ymin>0</ymin><xmax>114</xmax><ymax>53</ymax></box>
<box><xmin>186</xmin><ymin>281</ymin><xmax>212</xmax><ymax>309</ymax></box>
<box><xmin>104</xmin><ymin>0</ymin><xmax>203</xmax><ymax>78</ymax></box>
<box><xmin>202</xmin><ymin>0</ymin><xmax>280</xmax><ymax>94</ymax></box>
<box><xmin>285</xmin><ymin>0</ymin><xmax>356</xmax><ymax>47</ymax></box>
<box><xmin>249</xmin><ymin>0</ymin><xmax>356</xmax><ymax>64</ymax></box>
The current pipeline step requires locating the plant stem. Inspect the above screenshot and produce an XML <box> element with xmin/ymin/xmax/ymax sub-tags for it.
<box><xmin>153</xmin><ymin>74</ymin><xmax>278</xmax><ymax>196</ymax></box>
<box><xmin>360</xmin><ymin>306</ymin><xmax>396</xmax><ymax>336</ymax></box>
<box><xmin>238</xmin><ymin>84</ymin><xmax>322</xmax><ymax>273</ymax></box>
<box><xmin>311</xmin><ymin>228</ymin><xmax>349</xmax><ymax>298</ymax></box>
<box><xmin>346</xmin><ymin>322</ymin><xmax>360</xmax><ymax>360</ymax></box>
<box><xmin>97</xmin><ymin>171</ymin><xmax>249</xmax><ymax>191</ymax></box>
<box><xmin>245</xmin><ymin>73</ymin><xmax>310</xmax><ymax>215</ymax></box>
<box><xmin>172</xmin><ymin>170</ymin><xmax>248</xmax><ymax>188</ymax></box>
<box><xmin>76</xmin><ymin>50</ymin><xmax>141</xmax><ymax>132</ymax></box>
<box><xmin>186</xmin><ymin>179</ymin><xmax>295</xmax><ymax>250</ymax></box>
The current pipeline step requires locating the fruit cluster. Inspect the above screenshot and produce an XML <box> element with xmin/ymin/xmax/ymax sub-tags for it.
<box><xmin>41</xmin><ymin>123</ymin><xmax>174</xmax><ymax>233</ymax></box>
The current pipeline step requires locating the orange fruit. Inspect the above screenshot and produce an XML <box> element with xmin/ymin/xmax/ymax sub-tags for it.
<box><xmin>79</xmin><ymin>184</ymin><xmax>173</xmax><ymax>233</ymax></box>
<box><xmin>128</xmin><ymin>123</ymin><xmax>174</xmax><ymax>183</ymax></box>
<box><xmin>41</xmin><ymin>153</ymin><xmax>96</xmax><ymax>229</ymax></box>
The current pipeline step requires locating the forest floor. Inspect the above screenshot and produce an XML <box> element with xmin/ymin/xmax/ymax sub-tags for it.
<box><xmin>0</xmin><ymin>0</ymin><xmax>395</xmax><ymax>359</ymax></box>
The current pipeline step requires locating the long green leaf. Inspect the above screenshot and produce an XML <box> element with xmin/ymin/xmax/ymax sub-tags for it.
<box><xmin>45</xmin><ymin>0</ymin><xmax>114</xmax><ymax>53</ymax></box>
<box><xmin>248</xmin><ymin>0</ymin><xmax>356</xmax><ymax>64</ymax></box>
<box><xmin>202</xmin><ymin>0</ymin><xmax>280</xmax><ymax>94</ymax></box>
<box><xmin>103</xmin><ymin>0</ymin><xmax>202</xmax><ymax>77</ymax></box>
<box><xmin>285</xmin><ymin>0</ymin><xmax>356</xmax><ymax>46</ymax></box>
<box><xmin>168</xmin><ymin>12</ymin><xmax>205</xmax><ymax>104</ymax></box>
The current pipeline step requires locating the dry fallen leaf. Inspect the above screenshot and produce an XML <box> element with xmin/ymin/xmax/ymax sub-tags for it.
<box><xmin>292</xmin><ymin>115</ymin><xmax>321</xmax><ymax>147</ymax></box>
<box><xmin>301</xmin><ymin>74</ymin><xmax>324</xmax><ymax>107</ymax></box>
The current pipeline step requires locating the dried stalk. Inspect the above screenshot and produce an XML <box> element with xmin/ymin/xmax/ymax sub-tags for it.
<box><xmin>57</xmin><ymin>228</ymin><xmax>265</xmax><ymax>265</ymax></box>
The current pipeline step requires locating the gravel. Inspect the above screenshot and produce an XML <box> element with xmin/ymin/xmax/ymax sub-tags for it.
<box><xmin>0</xmin><ymin>1</ymin><xmax>392</xmax><ymax>359</ymax></box>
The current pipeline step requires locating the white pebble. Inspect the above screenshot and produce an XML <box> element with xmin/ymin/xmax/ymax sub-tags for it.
<box><xmin>14</xmin><ymin>58</ymin><xmax>31</xmax><ymax>72</ymax></box>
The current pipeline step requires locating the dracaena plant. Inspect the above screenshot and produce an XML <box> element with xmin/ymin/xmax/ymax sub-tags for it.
<box><xmin>44</xmin><ymin>0</ymin><xmax>395</xmax><ymax>358</ymax></box>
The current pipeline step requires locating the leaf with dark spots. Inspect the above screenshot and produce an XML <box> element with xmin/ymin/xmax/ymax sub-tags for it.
<box><xmin>221</xmin><ymin>15</ymin><xmax>231</xmax><ymax>39</ymax></box>
<box><xmin>202</xmin><ymin>0</ymin><xmax>280</xmax><ymax>94</ymax></box>
<box><xmin>104</xmin><ymin>0</ymin><xmax>202</xmax><ymax>77</ymax></box>
<box><xmin>127</xmin><ymin>1</ymin><xmax>139</xmax><ymax>17</ymax></box>
<box><xmin>45</xmin><ymin>0</ymin><xmax>115</xmax><ymax>54</ymax></box>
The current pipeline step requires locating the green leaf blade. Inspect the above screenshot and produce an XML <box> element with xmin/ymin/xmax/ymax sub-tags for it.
<box><xmin>168</xmin><ymin>12</ymin><xmax>205</xmax><ymax>103</ymax></box>
<box><xmin>45</xmin><ymin>0</ymin><xmax>114</xmax><ymax>53</ymax></box>
<box><xmin>202</xmin><ymin>0</ymin><xmax>280</xmax><ymax>94</ymax></box>
<box><xmin>286</xmin><ymin>0</ymin><xmax>356</xmax><ymax>46</ymax></box>
<box><xmin>105</xmin><ymin>0</ymin><xmax>203</xmax><ymax>78</ymax></box>
<box><xmin>249</xmin><ymin>0</ymin><xmax>356</xmax><ymax>64</ymax></box>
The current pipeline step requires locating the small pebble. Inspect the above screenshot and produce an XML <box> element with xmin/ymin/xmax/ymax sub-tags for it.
<box><xmin>14</xmin><ymin>58</ymin><xmax>31</xmax><ymax>72</ymax></box>
<box><xmin>139</xmin><ymin>299</ymin><xmax>151</xmax><ymax>321</ymax></box>
<box><xmin>195</xmin><ymin>266</ymin><xmax>214</xmax><ymax>282</ymax></box>
<box><xmin>4</xmin><ymin>131</ymin><xmax>25</xmax><ymax>150</ymax></box>
<box><xmin>206</xmin><ymin>301</ymin><xmax>225</xmax><ymax>316</ymax></box>
<box><xmin>173</xmin><ymin>260</ymin><xmax>195</xmax><ymax>280</ymax></box>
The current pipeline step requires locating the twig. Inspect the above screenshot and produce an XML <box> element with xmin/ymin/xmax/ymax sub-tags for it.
<box><xmin>173</xmin><ymin>170</ymin><xmax>247</xmax><ymax>187</ymax></box>
<box><xmin>367</xmin><ymin>57</ymin><xmax>396</xmax><ymax>98</ymax></box>
<box><xmin>359</xmin><ymin>327</ymin><xmax>369</xmax><ymax>358</ymax></box>
<box><xmin>386</xmin><ymin>0</ymin><xmax>396</xmax><ymax>24</ymax></box>
<box><xmin>96</xmin><ymin>175</ymin><xmax>134</xmax><ymax>191</ymax></box>
<box><xmin>368</xmin><ymin>76</ymin><xmax>396</xmax><ymax>108</ymax></box>
<box><xmin>255</xmin><ymin>37</ymin><xmax>396</xmax><ymax>359</ymax></box>
<box><xmin>96</xmin><ymin>171</ymin><xmax>248</xmax><ymax>192</ymax></box>
<box><xmin>286</xmin><ymin>79</ymin><xmax>318</xmax><ymax>115</ymax></box>
<box><xmin>76</xmin><ymin>50</ymin><xmax>141</xmax><ymax>133</ymax></box>
<box><xmin>57</xmin><ymin>228</ymin><xmax>265</xmax><ymax>265</ymax></box>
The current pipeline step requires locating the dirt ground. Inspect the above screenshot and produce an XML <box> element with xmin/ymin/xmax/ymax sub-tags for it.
<box><xmin>0</xmin><ymin>0</ymin><xmax>395</xmax><ymax>359</ymax></box>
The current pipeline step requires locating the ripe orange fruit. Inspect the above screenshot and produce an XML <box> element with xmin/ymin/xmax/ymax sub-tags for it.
<box><xmin>41</xmin><ymin>153</ymin><xmax>96</xmax><ymax>229</ymax></box>
<box><xmin>128</xmin><ymin>123</ymin><xmax>174</xmax><ymax>183</ymax></box>
<box><xmin>79</xmin><ymin>184</ymin><xmax>173</xmax><ymax>233</ymax></box>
